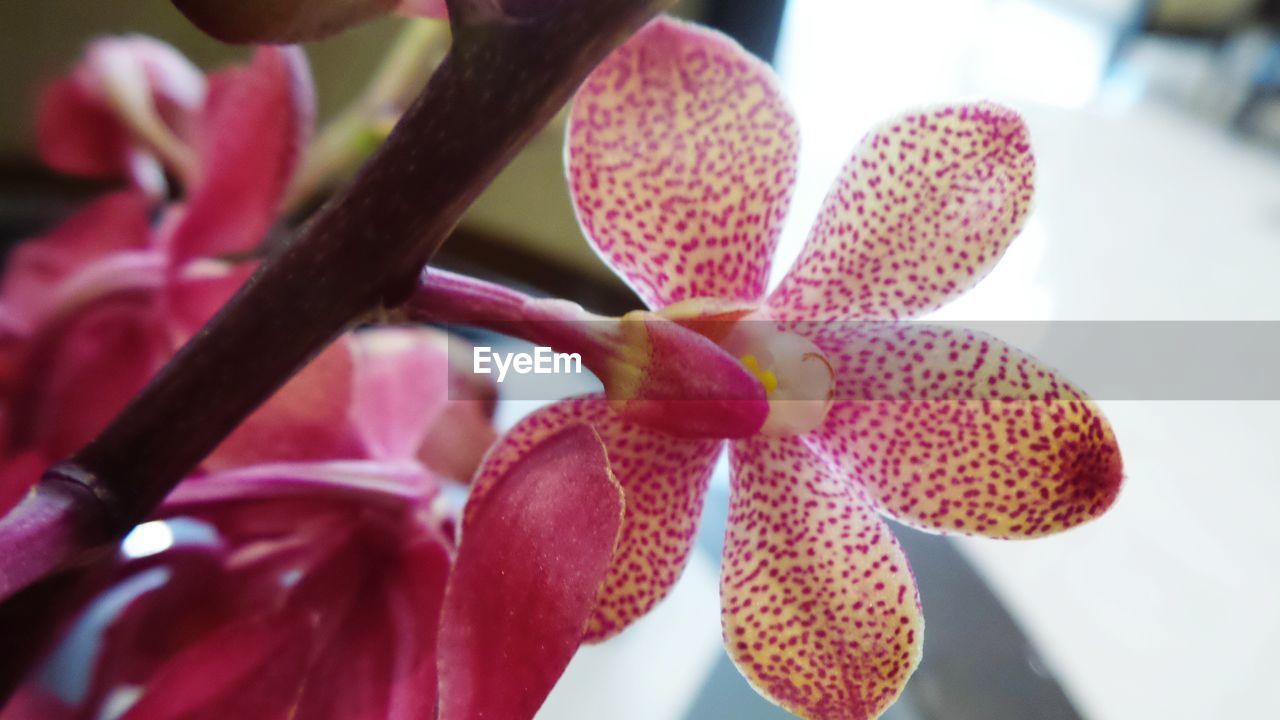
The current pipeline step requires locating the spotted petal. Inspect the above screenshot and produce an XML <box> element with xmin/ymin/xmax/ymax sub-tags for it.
<box><xmin>723</xmin><ymin>435</ymin><xmax>923</xmax><ymax>720</ymax></box>
<box><xmin>470</xmin><ymin>396</ymin><xmax>721</xmax><ymax>640</ymax></box>
<box><xmin>805</xmin><ymin>323</ymin><xmax>1123</xmax><ymax>538</ymax></box>
<box><xmin>567</xmin><ymin>17</ymin><xmax>798</xmax><ymax>308</ymax></box>
<box><xmin>769</xmin><ymin>103</ymin><xmax>1035</xmax><ymax>321</ymax></box>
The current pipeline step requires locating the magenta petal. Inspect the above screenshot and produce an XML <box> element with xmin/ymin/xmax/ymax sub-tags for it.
<box><xmin>120</xmin><ymin>616</ymin><xmax>313</xmax><ymax>720</ymax></box>
<box><xmin>35</xmin><ymin>77</ymin><xmax>132</xmax><ymax>182</ymax></box>
<box><xmin>291</xmin><ymin>530</ymin><xmax>450</xmax><ymax>720</ymax></box>
<box><xmin>384</xmin><ymin>537</ymin><xmax>452</xmax><ymax>719</ymax></box>
<box><xmin>16</xmin><ymin>298</ymin><xmax>169</xmax><ymax>459</ymax></box>
<box><xmin>0</xmin><ymin>452</ymin><xmax>45</xmax><ymax>518</ymax></box>
<box><xmin>165</xmin><ymin>259</ymin><xmax>256</xmax><ymax>336</ymax></box>
<box><xmin>438</xmin><ymin>425</ymin><xmax>624</xmax><ymax>720</ymax></box>
<box><xmin>205</xmin><ymin>339</ymin><xmax>363</xmax><ymax>470</ymax></box>
<box><xmin>80</xmin><ymin>35</ymin><xmax>207</xmax><ymax>115</ymax></box>
<box><xmin>79</xmin><ymin>544</ymin><xmax>232</xmax><ymax>698</ymax></box>
<box><xmin>417</xmin><ymin>337</ymin><xmax>498</xmax><ymax>482</ymax></box>
<box><xmin>418</xmin><ymin>400</ymin><xmax>497</xmax><ymax>484</ymax></box>
<box><xmin>172</xmin><ymin>0</ymin><xmax>399</xmax><ymax>43</ymax></box>
<box><xmin>166</xmin><ymin>46</ymin><xmax>314</xmax><ymax>267</ymax></box>
<box><xmin>165</xmin><ymin>460</ymin><xmax>434</xmax><ymax>511</ymax></box>
<box><xmin>567</xmin><ymin>17</ymin><xmax>798</xmax><ymax>308</ymax></box>
<box><xmin>1</xmin><ymin>191</ymin><xmax>152</xmax><ymax>330</ymax></box>
<box><xmin>293</xmin><ymin>589</ymin><xmax>397</xmax><ymax>720</ymax></box>
<box><xmin>472</xmin><ymin>396</ymin><xmax>722</xmax><ymax>640</ymax></box>
<box><xmin>0</xmin><ymin>686</ymin><xmax>75</xmax><ymax>720</ymax></box>
<box><xmin>350</xmin><ymin>327</ymin><xmax>450</xmax><ymax>462</ymax></box>
<box><xmin>769</xmin><ymin>103</ymin><xmax>1036</xmax><ymax>321</ymax></box>
<box><xmin>609</xmin><ymin>312</ymin><xmax>770</xmax><ymax>438</ymax></box>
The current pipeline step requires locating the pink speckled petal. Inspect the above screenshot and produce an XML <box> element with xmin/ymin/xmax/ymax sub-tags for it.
<box><xmin>769</xmin><ymin>103</ymin><xmax>1035</xmax><ymax>321</ymax></box>
<box><xmin>723</xmin><ymin>435</ymin><xmax>922</xmax><ymax>720</ymax></box>
<box><xmin>567</xmin><ymin>17</ymin><xmax>798</xmax><ymax>308</ymax></box>
<box><xmin>805</xmin><ymin>323</ymin><xmax>1123</xmax><ymax>538</ymax></box>
<box><xmin>471</xmin><ymin>396</ymin><xmax>722</xmax><ymax>640</ymax></box>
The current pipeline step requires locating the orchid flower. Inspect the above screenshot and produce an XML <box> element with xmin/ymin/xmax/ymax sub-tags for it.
<box><xmin>428</xmin><ymin>18</ymin><xmax>1125</xmax><ymax>720</ymax></box>
<box><xmin>0</xmin><ymin>42</ymin><xmax>313</xmax><ymax>507</ymax></box>
<box><xmin>36</xmin><ymin>35</ymin><xmax>207</xmax><ymax>196</ymax></box>
<box><xmin>0</xmin><ymin>327</ymin><xmax>515</xmax><ymax>720</ymax></box>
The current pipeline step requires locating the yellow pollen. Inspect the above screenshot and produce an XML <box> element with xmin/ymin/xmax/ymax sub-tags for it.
<box><xmin>739</xmin><ymin>354</ymin><xmax>778</xmax><ymax>395</ymax></box>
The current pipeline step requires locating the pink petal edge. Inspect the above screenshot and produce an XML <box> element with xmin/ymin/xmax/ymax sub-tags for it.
<box><xmin>724</xmin><ymin>435</ymin><xmax>923</xmax><ymax>720</ymax></box>
<box><xmin>805</xmin><ymin>322</ymin><xmax>1124</xmax><ymax>538</ymax></box>
<box><xmin>769</xmin><ymin>102</ymin><xmax>1035</xmax><ymax>321</ymax></box>
<box><xmin>567</xmin><ymin>17</ymin><xmax>798</xmax><ymax>308</ymax></box>
<box><xmin>469</xmin><ymin>396</ymin><xmax>722</xmax><ymax>640</ymax></box>
<box><xmin>438</xmin><ymin>425</ymin><xmax>623</xmax><ymax>720</ymax></box>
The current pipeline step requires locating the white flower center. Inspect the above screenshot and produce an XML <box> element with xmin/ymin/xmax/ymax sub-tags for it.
<box><xmin>722</xmin><ymin>315</ymin><xmax>835</xmax><ymax>437</ymax></box>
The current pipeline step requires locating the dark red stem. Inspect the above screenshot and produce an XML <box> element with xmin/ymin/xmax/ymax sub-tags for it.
<box><xmin>0</xmin><ymin>0</ymin><xmax>671</xmax><ymax>698</ymax></box>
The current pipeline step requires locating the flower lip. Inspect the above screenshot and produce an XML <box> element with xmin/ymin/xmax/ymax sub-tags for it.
<box><xmin>720</xmin><ymin>312</ymin><xmax>836</xmax><ymax>437</ymax></box>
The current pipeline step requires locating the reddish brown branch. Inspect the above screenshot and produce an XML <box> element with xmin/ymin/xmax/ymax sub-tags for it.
<box><xmin>0</xmin><ymin>0</ymin><xmax>672</xmax><ymax>698</ymax></box>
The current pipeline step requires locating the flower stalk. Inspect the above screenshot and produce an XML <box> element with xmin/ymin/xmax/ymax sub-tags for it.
<box><xmin>412</xmin><ymin>268</ymin><xmax>770</xmax><ymax>438</ymax></box>
<box><xmin>0</xmin><ymin>0</ymin><xmax>674</xmax><ymax>697</ymax></box>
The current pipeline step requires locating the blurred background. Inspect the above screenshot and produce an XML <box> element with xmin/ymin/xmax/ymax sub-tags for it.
<box><xmin>3</xmin><ymin>0</ymin><xmax>1280</xmax><ymax>718</ymax></box>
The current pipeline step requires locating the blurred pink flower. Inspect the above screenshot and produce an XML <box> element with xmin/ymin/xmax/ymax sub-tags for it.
<box><xmin>3</xmin><ymin>24</ymin><xmax>631</xmax><ymax>720</ymax></box>
<box><xmin>0</xmin><ymin>42</ymin><xmax>312</xmax><ymax>486</ymax></box>
<box><xmin>0</xmin><ymin>326</ymin><xmax>576</xmax><ymax>717</ymax></box>
<box><xmin>36</xmin><ymin>35</ymin><xmax>207</xmax><ymax>196</ymax></box>
<box><xmin>465</xmin><ymin>17</ymin><xmax>1125</xmax><ymax>720</ymax></box>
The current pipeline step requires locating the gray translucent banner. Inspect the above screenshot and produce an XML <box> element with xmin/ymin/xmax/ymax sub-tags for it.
<box><xmin>445</xmin><ymin>321</ymin><xmax>1280</xmax><ymax>401</ymax></box>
